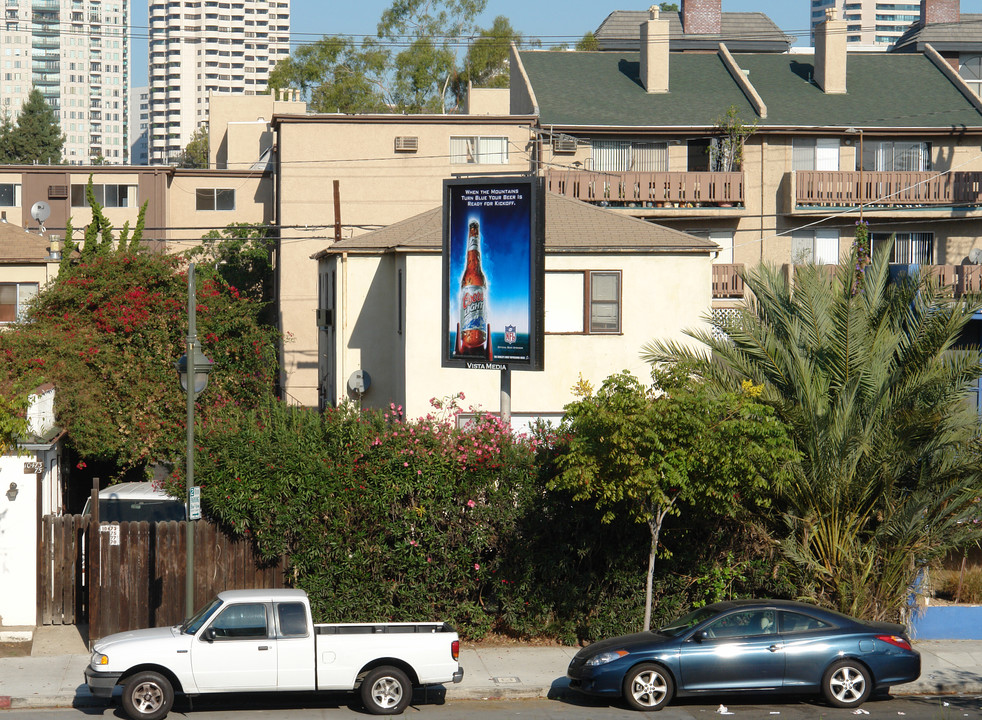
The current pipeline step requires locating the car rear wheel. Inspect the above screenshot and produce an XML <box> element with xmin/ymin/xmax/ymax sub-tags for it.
<box><xmin>622</xmin><ymin>663</ymin><xmax>674</xmax><ymax>711</ymax></box>
<box><xmin>361</xmin><ymin>666</ymin><xmax>412</xmax><ymax>715</ymax></box>
<box><xmin>121</xmin><ymin>670</ymin><xmax>174</xmax><ymax>720</ymax></box>
<box><xmin>822</xmin><ymin>659</ymin><xmax>871</xmax><ymax>708</ymax></box>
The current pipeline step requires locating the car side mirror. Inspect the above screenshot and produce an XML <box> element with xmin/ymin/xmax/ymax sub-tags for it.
<box><xmin>693</xmin><ymin>630</ymin><xmax>709</xmax><ymax>642</ymax></box>
<box><xmin>203</xmin><ymin>627</ymin><xmax>217</xmax><ymax>642</ymax></box>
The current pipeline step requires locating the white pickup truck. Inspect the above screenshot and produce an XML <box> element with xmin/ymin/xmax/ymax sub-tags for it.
<box><xmin>84</xmin><ymin>588</ymin><xmax>464</xmax><ymax>720</ymax></box>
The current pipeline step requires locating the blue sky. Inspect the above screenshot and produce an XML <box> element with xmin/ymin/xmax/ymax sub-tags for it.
<box><xmin>129</xmin><ymin>1</ymin><xmax>812</xmax><ymax>88</ymax></box>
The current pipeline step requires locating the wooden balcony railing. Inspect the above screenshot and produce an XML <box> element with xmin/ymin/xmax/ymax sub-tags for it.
<box><xmin>795</xmin><ymin>171</ymin><xmax>982</xmax><ymax>208</ymax></box>
<box><xmin>711</xmin><ymin>263</ymin><xmax>982</xmax><ymax>300</ymax></box>
<box><xmin>713</xmin><ymin>263</ymin><xmax>745</xmax><ymax>298</ymax></box>
<box><xmin>546</xmin><ymin>169</ymin><xmax>744</xmax><ymax>207</ymax></box>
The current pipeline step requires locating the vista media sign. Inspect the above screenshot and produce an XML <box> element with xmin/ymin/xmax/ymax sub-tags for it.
<box><xmin>441</xmin><ymin>176</ymin><xmax>544</xmax><ymax>371</ymax></box>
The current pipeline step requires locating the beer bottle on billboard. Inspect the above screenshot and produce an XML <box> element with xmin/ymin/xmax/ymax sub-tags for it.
<box><xmin>458</xmin><ymin>219</ymin><xmax>488</xmax><ymax>357</ymax></box>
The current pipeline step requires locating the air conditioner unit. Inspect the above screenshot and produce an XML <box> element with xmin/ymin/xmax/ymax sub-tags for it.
<box><xmin>394</xmin><ymin>136</ymin><xmax>419</xmax><ymax>152</ymax></box>
<box><xmin>552</xmin><ymin>137</ymin><xmax>578</xmax><ymax>154</ymax></box>
<box><xmin>48</xmin><ymin>185</ymin><xmax>69</xmax><ymax>199</ymax></box>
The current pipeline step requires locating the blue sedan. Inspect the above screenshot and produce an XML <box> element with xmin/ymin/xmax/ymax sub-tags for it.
<box><xmin>567</xmin><ymin>599</ymin><xmax>920</xmax><ymax>711</ymax></box>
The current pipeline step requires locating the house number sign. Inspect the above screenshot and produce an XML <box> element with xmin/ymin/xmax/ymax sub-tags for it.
<box><xmin>99</xmin><ymin>524</ymin><xmax>120</xmax><ymax>546</ymax></box>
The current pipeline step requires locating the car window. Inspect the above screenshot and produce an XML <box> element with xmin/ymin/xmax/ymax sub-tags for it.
<box><xmin>209</xmin><ymin>603</ymin><xmax>269</xmax><ymax>639</ymax></box>
<box><xmin>277</xmin><ymin>602</ymin><xmax>308</xmax><ymax>637</ymax></box>
<box><xmin>779</xmin><ymin>610</ymin><xmax>831</xmax><ymax>634</ymax></box>
<box><xmin>97</xmin><ymin>499</ymin><xmax>187</xmax><ymax>523</ymax></box>
<box><xmin>658</xmin><ymin>606</ymin><xmax>719</xmax><ymax>637</ymax></box>
<box><xmin>704</xmin><ymin>609</ymin><xmax>777</xmax><ymax>638</ymax></box>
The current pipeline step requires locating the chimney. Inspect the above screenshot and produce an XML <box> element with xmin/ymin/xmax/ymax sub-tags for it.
<box><xmin>682</xmin><ymin>0</ymin><xmax>722</xmax><ymax>35</ymax></box>
<box><xmin>921</xmin><ymin>0</ymin><xmax>959</xmax><ymax>26</ymax></box>
<box><xmin>814</xmin><ymin>7</ymin><xmax>847</xmax><ymax>94</ymax></box>
<box><xmin>640</xmin><ymin>6</ymin><xmax>670</xmax><ymax>94</ymax></box>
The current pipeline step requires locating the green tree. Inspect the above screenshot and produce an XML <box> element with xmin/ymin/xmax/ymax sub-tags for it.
<box><xmin>660</xmin><ymin>2</ymin><xmax>680</xmax><ymax>11</ymax></box>
<box><xmin>0</xmin><ymin>114</ymin><xmax>17</xmax><ymax>164</ymax></box>
<box><xmin>0</xmin><ymin>383</ymin><xmax>31</xmax><ymax>456</ymax></box>
<box><xmin>0</xmin><ymin>187</ymin><xmax>278</xmax><ymax>473</ymax></box>
<box><xmin>178</xmin><ymin>125</ymin><xmax>210</xmax><ymax>169</ymax></box>
<box><xmin>448</xmin><ymin>16</ymin><xmax>526</xmax><ymax>108</ymax></box>
<box><xmin>269</xmin><ymin>0</ymin><xmax>489</xmax><ymax>114</ymax></box>
<box><xmin>6</xmin><ymin>89</ymin><xmax>64</xmax><ymax>164</ymax></box>
<box><xmin>574</xmin><ymin>32</ymin><xmax>599</xmax><ymax>51</ymax></box>
<box><xmin>184</xmin><ymin>222</ymin><xmax>276</xmax><ymax>324</ymax></box>
<box><xmin>550</xmin><ymin>371</ymin><xmax>796</xmax><ymax>630</ymax></box>
<box><xmin>643</xmin><ymin>245</ymin><xmax>982</xmax><ymax>621</ymax></box>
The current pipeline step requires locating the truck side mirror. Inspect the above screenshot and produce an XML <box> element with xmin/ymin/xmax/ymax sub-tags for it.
<box><xmin>203</xmin><ymin>627</ymin><xmax>217</xmax><ymax>642</ymax></box>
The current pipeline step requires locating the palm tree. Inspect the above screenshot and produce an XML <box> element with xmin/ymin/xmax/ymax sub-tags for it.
<box><xmin>642</xmin><ymin>245</ymin><xmax>982</xmax><ymax>621</ymax></box>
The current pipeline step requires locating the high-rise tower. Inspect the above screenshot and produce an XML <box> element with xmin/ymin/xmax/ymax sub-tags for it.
<box><xmin>0</xmin><ymin>0</ymin><xmax>130</xmax><ymax>164</ymax></box>
<box><xmin>147</xmin><ymin>0</ymin><xmax>290</xmax><ymax>165</ymax></box>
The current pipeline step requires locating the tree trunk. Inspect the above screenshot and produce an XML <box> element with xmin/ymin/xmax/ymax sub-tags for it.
<box><xmin>643</xmin><ymin>507</ymin><xmax>665</xmax><ymax>631</ymax></box>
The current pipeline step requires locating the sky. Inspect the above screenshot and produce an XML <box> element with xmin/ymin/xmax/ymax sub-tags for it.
<box><xmin>128</xmin><ymin>0</ymin><xmax>813</xmax><ymax>88</ymax></box>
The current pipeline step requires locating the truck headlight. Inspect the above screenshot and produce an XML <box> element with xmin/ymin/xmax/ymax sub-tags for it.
<box><xmin>92</xmin><ymin>653</ymin><xmax>109</xmax><ymax>666</ymax></box>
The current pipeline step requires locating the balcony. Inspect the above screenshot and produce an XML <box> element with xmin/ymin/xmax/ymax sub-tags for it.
<box><xmin>793</xmin><ymin>171</ymin><xmax>982</xmax><ymax>214</ymax></box>
<box><xmin>711</xmin><ymin>262</ymin><xmax>982</xmax><ymax>300</ymax></box>
<box><xmin>545</xmin><ymin>169</ymin><xmax>744</xmax><ymax>214</ymax></box>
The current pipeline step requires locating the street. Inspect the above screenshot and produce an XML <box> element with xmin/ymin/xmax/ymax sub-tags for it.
<box><xmin>1</xmin><ymin>694</ymin><xmax>980</xmax><ymax>720</ymax></box>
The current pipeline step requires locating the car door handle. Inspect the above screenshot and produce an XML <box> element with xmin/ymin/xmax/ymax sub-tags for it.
<box><xmin>258</xmin><ymin>646</ymin><xmax>270</xmax><ymax>651</ymax></box>
<box><xmin>768</xmin><ymin>644</ymin><xmax>782</xmax><ymax>652</ymax></box>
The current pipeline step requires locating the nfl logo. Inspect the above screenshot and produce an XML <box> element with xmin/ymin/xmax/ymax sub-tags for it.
<box><xmin>504</xmin><ymin>325</ymin><xmax>517</xmax><ymax>344</ymax></box>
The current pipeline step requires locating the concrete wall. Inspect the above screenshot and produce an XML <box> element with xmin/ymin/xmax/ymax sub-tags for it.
<box><xmin>0</xmin><ymin>455</ymin><xmax>38</xmax><ymax>626</ymax></box>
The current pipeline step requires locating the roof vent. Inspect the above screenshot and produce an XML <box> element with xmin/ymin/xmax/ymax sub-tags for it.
<box><xmin>394</xmin><ymin>136</ymin><xmax>419</xmax><ymax>152</ymax></box>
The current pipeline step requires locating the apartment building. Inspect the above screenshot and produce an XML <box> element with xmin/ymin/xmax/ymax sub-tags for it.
<box><xmin>810</xmin><ymin>0</ymin><xmax>922</xmax><ymax>47</ymax></box>
<box><xmin>147</xmin><ymin>0</ymin><xmax>290</xmax><ymax>165</ymax></box>
<box><xmin>129</xmin><ymin>85</ymin><xmax>149</xmax><ymax>165</ymax></box>
<box><xmin>0</xmin><ymin>0</ymin><xmax>130</xmax><ymax>164</ymax></box>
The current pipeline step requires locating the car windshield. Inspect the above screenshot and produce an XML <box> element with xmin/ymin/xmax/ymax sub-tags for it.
<box><xmin>657</xmin><ymin>606</ymin><xmax>720</xmax><ymax>637</ymax></box>
<box><xmin>181</xmin><ymin>598</ymin><xmax>222</xmax><ymax>635</ymax></box>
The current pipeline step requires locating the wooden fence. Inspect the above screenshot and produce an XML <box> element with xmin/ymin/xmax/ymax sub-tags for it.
<box><xmin>39</xmin><ymin>515</ymin><xmax>288</xmax><ymax>643</ymax></box>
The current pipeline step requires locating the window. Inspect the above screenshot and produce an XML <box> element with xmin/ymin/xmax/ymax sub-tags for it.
<box><xmin>590</xmin><ymin>271</ymin><xmax>620</xmax><ymax>333</ymax></box>
<box><xmin>960</xmin><ymin>54</ymin><xmax>982</xmax><ymax>98</ymax></box>
<box><xmin>704</xmin><ymin>609</ymin><xmax>777</xmax><ymax>638</ymax></box>
<box><xmin>589</xmin><ymin>140</ymin><xmax>667</xmax><ymax>172</ymax></box>
<box><xmin>276</xmin><ymin>603</ymin><xmax>308</xmax><ymax>638</ymax></box>
<box><xmin>709</xmin><ymin>231</ymin><xmax>734</xmax><ymax>264</ymax></box>
<box><xmin>0</xmin><ymin>182</ymin><xmax>19</xmax><ymax>206</ymax></box>
<box><xmin>0</xmin><ymin>282</ymin><xmax>38</xmax><ymax>323</ymax></box>
<box><xmin>209</xmin><ymin>603</ymin><xmax>268</xmax><ymax>639</ymax></box>
<box><xmin>792</xmin><ymin>229</ymin><xmax>840</xmax><ymax>265</ymax></box>
<box><xmin>860</xmin><ymin>141</ymin><xmax>931</xmax><ymax>172</ymax></box>
<box><xmin>70</xmin><ymin>183</ymin><xmax>136</xmax><ymax>208</ymax></box>
<box><xmin>196</xmin><ymin>188</ymin><xmax>235</xmax><ymax>210</ymax></box>
<box><xmin>544</xmin><ymin>270</ymin><xmax>621</xmax><ymax>334</ymax></box>
<box><xmin>792</xmin><ymin>138</ymin><xmax>839</xmax><ymax>171</ymax></box>
<box><xmin>779</xmin><ymin>611</ymin><xmax>831</xmax><ymax>634</ymax></box>
<box><xmin>872</xmin><ymin>231</ymin><xmax>933</xmax><ymax>265</ymax></box>
<box><xmin>449</xmin><ymin>136</ymin><xmax>508</xmax><ymax>165</ymax></box>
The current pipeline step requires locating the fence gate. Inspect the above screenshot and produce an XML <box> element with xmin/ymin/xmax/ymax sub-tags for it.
<box><xmin>39</xmin><ymin>515</ymin><xmax>288</xmax><ymax>643</ymax></box>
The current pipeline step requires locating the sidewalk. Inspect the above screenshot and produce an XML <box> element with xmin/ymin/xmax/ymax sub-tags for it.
<box><xmin>1</xmin><ymin>626</ymin><xmax>981</xmax><ymax>710</ymax></box>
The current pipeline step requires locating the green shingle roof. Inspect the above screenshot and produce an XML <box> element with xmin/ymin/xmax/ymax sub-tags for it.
<box><xmin>519</xmin><ymin>50</ymin><xmax>982</xmax><ymax>129</ymax></box>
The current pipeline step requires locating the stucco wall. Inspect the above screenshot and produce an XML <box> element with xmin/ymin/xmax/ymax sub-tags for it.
<box><xmin>0</xmin><ymin>455</ymin><xmax>37</xmax><ymax>626</ymax></box>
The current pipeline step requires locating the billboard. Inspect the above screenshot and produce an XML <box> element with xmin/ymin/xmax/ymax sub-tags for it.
<box><xmin>442</xmin><ymin>176</ymin><xmax>544</xmax><ymax>371</ymax></box>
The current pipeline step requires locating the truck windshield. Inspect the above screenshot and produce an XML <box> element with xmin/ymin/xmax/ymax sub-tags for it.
<box><xmin>181</xmin><ymin>598</ymin><xmax>222</xmax><ymax>635</ymax></box>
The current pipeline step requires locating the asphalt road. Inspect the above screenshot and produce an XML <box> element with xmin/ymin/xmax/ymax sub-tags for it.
<box><xmin>1</xmin><ymin>694</ymin><xmax>979</xmax><ymax>720</ymax></box>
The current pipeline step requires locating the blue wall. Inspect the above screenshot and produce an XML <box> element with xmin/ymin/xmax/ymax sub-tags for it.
<box><xmin>909</xmin><ymin>606</ymin><xmax>982</xmax><ymax>640</ymax></box>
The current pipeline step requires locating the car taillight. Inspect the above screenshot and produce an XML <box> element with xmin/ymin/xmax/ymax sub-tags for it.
<box><xmin>876</xmin><ymin>634</ymin><xmax>912</xmax><ymax>650</ymax></box>
<box><xmin>451</xmin><ymin>639</ymin><xmax>459</xmax><ymax>660</ymax></box>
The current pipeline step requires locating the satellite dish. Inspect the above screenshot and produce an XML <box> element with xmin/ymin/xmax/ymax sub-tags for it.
<box><xmin>31</xmin><ymin>201</ymin><xmax>51</xmax><ymax>223</ymax></box>
<box><xmin>970</xmin><ymin>247</ymin><xmax>982</xmax><ymax>265</ymax></box>
<box><xmin>347</xmin><ymin>370</ymin><xmax>371</xmax><ymax>395</ymax></box>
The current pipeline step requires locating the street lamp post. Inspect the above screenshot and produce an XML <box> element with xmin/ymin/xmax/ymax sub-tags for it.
<box><xmin>175</xmin><ymin>263</ymin><xmax>213</xmax><ymax>620</ymax></box>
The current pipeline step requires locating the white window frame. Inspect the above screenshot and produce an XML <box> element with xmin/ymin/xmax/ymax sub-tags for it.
<box><xmin>960</xmin><ymin>54</ymin><xmax>982</xmax><ymax>98</ymax></box>
<box><xmin>195</xmin><ymin>188</ymin><xmax>235</xmax><ymax>211</ymax></box>
<box><xmin>0</xmin><ymin>282</ymin><xmax>38</xmax><ymax>323</ymax></box>
<box><xmin>791</xmin><ymin>229</ymin><xmax>840</xmax><ymax>265</ymax></box>
<box><xmin>589</xmin><ymin>270</ymin><xmax>621</xmax><ymax>334</ymax></box>
<box><xmin>871</xmin><ymin>231</ymin><xmax>933</xmax><ymax>265</ymax></box>
<box><xmin>0</xmin><ymin>182</ymin><xmax>20</xmax><ymax>206</ymax></box>
<box><xmin>71</xmin><ymin>183</ymin><xmax>137</xmax><ymax>208</ymax></box>
<box><xmin>544</xmin><ymin>270</ymin><xmax>622</xmax><ymax>334</ymax></box>
<box><xmin>792</xmin><ymin>138</ymin><xmax>839</xmax><ymax>171</ymax></box>
<box><xmin>589</xmin><ymin>140</ymin><xmax>668</xmax><ymax>172</ymax></box>
<box><xmin>449</xmin><ymin>136</ymin><xmax>508</xmax><ymax>165</ymax></box>
<box><xmin>710</xmin><ymin>231</ymin><xmax>735</xmax><ymax>264</ymax></box>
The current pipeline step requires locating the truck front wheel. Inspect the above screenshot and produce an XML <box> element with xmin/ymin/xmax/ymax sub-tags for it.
<box><xmin>121</xmin><ymin>670</ymin><xmax>174</xmax><ymax>720</ymax></box>
<box><xmin>361</xmin><ymin>666</ymin><xmax>412</xmax><ymax>715</ymax></box>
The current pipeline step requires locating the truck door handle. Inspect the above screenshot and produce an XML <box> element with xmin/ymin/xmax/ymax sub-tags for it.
<box><xmin>768</xmin><ymin>644</ymin><xmax>782</xmax><ymax>652</ymax></box>
<box><xmin>258</xmin><ymin>646</ymin><xmax>270</xmax><ymax>651</ymax></box>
